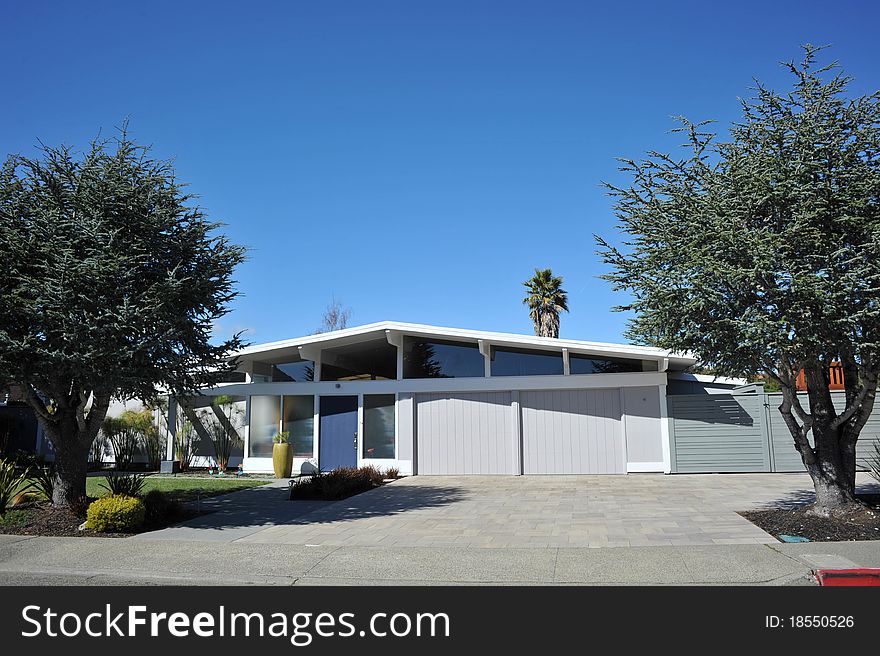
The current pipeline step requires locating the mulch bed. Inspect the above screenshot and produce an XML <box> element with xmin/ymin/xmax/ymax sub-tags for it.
<box><xmin>0</xmin><ymin>501</ymin><xmax>203</xmax><ymax>538</ymax></box>
<box><xmin>740</xmin><ymin>494</ymin><xmax>880</xmax><ymax>542</ymax></box>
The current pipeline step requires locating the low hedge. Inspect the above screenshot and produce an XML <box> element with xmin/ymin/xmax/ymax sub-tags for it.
<box><xmin>85</xmin><ymin>495</ymin><xmax>145</xmax><ymax>532</ymax></box>
<box><xmin>290</xmin><ymin>466</ymin><xmax>385</xmax><ymax>501</ymax></box>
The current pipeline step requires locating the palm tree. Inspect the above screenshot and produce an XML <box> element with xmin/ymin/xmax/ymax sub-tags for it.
<box><xmin>522</xmin><ymin>268</ymin><xmax>569</xmax><ymax>338</ymax></box>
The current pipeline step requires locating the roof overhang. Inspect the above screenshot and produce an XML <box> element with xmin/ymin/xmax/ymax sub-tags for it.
<box><xmin>232</xmin><ymin>321</ymin><xmax>697</xmax><ymax>371</ymax></box>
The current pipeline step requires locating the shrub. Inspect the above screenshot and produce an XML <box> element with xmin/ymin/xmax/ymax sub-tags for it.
<box><xmin>0</xmin><ymin>458</ymin><xmax>32</xmax><ymax>515</ymax></box>
<box><xmin>143</xmin><ymin>489</ymin><xmax>170</xmax><ymax>524</ymax></box>
<box><xmin>29</xmin><ymin>464</ymin><xmax>55</xmax><ymax>501</ymax></box>
<box><xmin>290</xmin><ymin>466</ymin><xmax>383</xmax><ymax>501</ymax></box>
<box><xmin>85</xmin><ymin>495</ymin><xmax>145</xmax><ymax>532</ymax></box>
<box><xmin>175</xmin><ymin>421</ymin><xmax>200</xmax><ymax>472</ymax></box>
<box><xmin>89</xmin><ymin>434</ymin><xmax>109</xmax><ymax>471</ymax></box>
<box><xmin>99</xmin><ymin>473</ymin><xmax>147</xmax><ymax>497</ymax></box>
<box><xmin>360</xmin><ymin>464</ymin><xmax>385</xmax><ymax>486</ymax></box>
<box><xmin>102</xmin><ymin>416</ymin><xmax>141</xmax><ymax>471</ymax></box>
<box><xmin>385</xmin><ymin>467</ymin><xmax>400</xmax><ymax>480</ymax></box>
<box><xmin>866</xmin><ymin>441</ymin><xmax>880</xmax><ymax>486</ymax></box>
<box><xmin>142</xmin><ymin>425</ymin><xmax>166</xmax><ymax>471</ymax></box>
<box><xmin>205</xmin><ymin>396</ymin><xmax>244</xmax><ymax>471</ymax></box>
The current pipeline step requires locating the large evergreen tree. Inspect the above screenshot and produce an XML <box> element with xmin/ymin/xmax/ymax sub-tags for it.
<box><xmin>0</xmin><ymin>130</ymin><xmax>246</xmax><ymax>506</ymax></box>
<box><xmin>597</xmin><ymin>46</ymin><xmax>880</xmax><ymax>516</ymax></box>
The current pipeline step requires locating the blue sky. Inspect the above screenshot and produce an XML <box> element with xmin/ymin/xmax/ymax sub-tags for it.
<box><xmin>2</xmin><ymin>1</ymin><xmax>878</xmax><ymax>346</ymax></box>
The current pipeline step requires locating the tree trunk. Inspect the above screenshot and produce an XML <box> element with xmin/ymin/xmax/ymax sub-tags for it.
<box><xmin>25</xmin><ymin>390</ymin><xmax>112</xmax><ymax>508</ymax></box>
<box><xmin>51</xmin><ymin>439</ymin><xmax>91</xmax><ymax>507</ymax></box>
<box><xmin>795</xmin><ymin>365</ymin><xmax>860</xmax><ymax>517</ymax></box>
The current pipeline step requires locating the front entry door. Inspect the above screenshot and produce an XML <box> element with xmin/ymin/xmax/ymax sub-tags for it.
<box><xmin>319</xmin><ymin>395</ymin><xmax>358</xmax><ymax>471</ymax></box>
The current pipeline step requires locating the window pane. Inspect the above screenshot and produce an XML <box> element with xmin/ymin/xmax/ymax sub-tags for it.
<box><xmin>363</xmin><ymin>394</ymin><xmax>395</xmax><ymax>459</ymax></box>
<box><xmin>272</xmin><ymin>361</ymin><xmax>315</xmax><ymax>382</ymax></box>
<box><xmin>321</xmin><ymin>338</ymin><xmax>397</xmax><ymax>381</ymax></box>
<box><xmin>403</xmin><ymin>337</ymin><xmax>484</xmax><ymax>378</ymax></box>
<box><xmin>569</xmin><ymin>354</ymin><xmax>643</xmax><ymax>374</ymax></box>
<box><xmin>283</xmin><ymin>395</ymin><xmax>314</xmax><ymax>457</ymax></box>
<box><xmin>248</xmin><ymin>395</ymin><xmax>279</xmax><ymax>458</ymax></box>
<box><xmin>490</xmin><ymin>346</ymin><xmax>563</xmax><ymax>376</ymax></box>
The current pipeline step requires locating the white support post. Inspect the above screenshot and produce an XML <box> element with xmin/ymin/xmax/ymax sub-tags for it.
<box><xmin>658</xmin><ymin>383</ymin><xmax>672</xmax><ymax>473</ymax></box>
<box><xmin>313</xmin><ymin>395</ymin><xmax>321</xmax><ymax>469</ymax></box>
<box><xmin>562</xmin><ymin>348</ymin><xmax>571</xmax><ymax>375</ymax></box>
<box><xmin>478</xmin><ymin>340</ymin><xmax>491</xmax><ymax>377</ymax></box>
<box><xmin>511</xmin><ymin>391</ymin><xmax>522</xmax><ymax>475</ymax></box>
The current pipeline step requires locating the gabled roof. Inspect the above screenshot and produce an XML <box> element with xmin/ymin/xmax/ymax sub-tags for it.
<box><xmin>235</xmin><ymin>321</ymin><xmax>696</xmax><ymax>370</ymax></box>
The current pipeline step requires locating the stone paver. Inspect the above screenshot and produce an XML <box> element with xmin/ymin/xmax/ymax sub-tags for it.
<box><xmin>224</xmin><ymin>472</ymin><xmax>878</xmax><ymax>548</ymax></box>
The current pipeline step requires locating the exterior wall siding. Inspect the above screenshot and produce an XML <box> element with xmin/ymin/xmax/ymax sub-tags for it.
<box><xmin>622</xmin><ymin>386</ymin><xmax>663</xmax><ymax>465</ymax></box>
<box><xmin>415</xmin><ymin>392</ymin><xmax>513</xmax><ymax>474</ymax></box>
<box><xmin>670</xmin><ymin>391</ymin><xmax>880</xmax><ymax>473</ymax></box>
<box><xmin>520</xmin><ymin>389</ymin><xmax>624</xmax><ymax>474</ymax></box>
<box><xmin>767</xmin><ymin>392</ymin><xmax>880</xmax><ymax>473</ymax></box>
<box><xmin>669</xmin><ymin>394</ymin><xmax>771</xmax><ymax>473</ymax></box>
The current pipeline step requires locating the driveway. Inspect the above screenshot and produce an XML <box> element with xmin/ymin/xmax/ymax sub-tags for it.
<box><xmin>143</xmin><ymin>472</ymin><xmax>878</xmax><ymax>548</ymax></box>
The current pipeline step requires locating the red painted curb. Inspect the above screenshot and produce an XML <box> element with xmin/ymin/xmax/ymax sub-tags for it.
<box><xmin>815</xmin><ymin>568</ymin><xmax>880</xmax><ymax>586</ymax></box>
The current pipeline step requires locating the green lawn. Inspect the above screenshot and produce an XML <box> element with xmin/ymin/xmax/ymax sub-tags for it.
<box><xmin>84</xmin><ymin>475</ymin><xmax>270</xmax><ymax>502</ymax></box>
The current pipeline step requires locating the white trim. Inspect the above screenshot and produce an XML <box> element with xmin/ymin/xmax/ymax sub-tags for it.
<box><xmin>667</xmin><ymin>372</ymin><xmax>748</xmax><ymax>386</ymax></box>
<box><xmin>658</xmin><ymin>383</ymin><xmax>672</xmax><ymax>474</ymax></box>
<box><xmin>234</xmin><ymin>321</ymin><xmax>695</xmax><ymax>368</ymax></box>
<box><xmin>618</xmin><ymin>387</ymin><xmax>628</xmax><ymax>468</ymax></box>
<box><xmin>201</xmin><ymin>371</ymin><xmax>669</xmax><ymax>398</ymax></box>
<box><xmin>511</xmin><ymin>391</ymin><xmax>522</xmax><ymax>475</ymax></box>
<box><xmin>626</xmin><ymin>461</ymin><xmax>665</xmax><ymax>473</ymax></box>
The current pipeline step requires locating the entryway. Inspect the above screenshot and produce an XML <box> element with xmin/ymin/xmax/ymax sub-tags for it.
<box><xmin>319</xmin><ymin>395</ymin><xmax>358</xmax><ymax>471</ymax></box>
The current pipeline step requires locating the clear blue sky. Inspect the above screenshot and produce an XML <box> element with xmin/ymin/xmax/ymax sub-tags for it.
<box><xmin>3</xmin><ymin>1</ymin><xmax>878</xmax><ymax>346</ymax></box>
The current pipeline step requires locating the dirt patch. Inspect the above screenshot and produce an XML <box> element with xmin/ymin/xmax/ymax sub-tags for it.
<box><xmin>740</xmin><ymin>494</ymin><xmax>880</xmax><ymax>542</ymax></box>
<box><xmin>0</xmin><ymin>501</ymin><xmax>203</xmax><ymax>538</ymax></box>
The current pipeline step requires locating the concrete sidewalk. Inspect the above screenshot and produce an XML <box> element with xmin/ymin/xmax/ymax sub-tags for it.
<box><xmin>1</xmin><ymin>533</ymin><xmax>878</xmax><ymax>585</ymax></box>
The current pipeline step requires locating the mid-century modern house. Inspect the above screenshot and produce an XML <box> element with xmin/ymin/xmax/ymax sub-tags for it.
<box><xmin>170</xmin><ymin>321</ymin><xmax>729</xmax><ymax>476</ymax></box>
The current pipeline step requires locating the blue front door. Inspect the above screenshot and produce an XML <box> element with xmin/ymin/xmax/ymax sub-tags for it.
<box><xmin>319</xmin><ymin>395</ymin><xmax>358</xmax><ymax>471</ymax></box>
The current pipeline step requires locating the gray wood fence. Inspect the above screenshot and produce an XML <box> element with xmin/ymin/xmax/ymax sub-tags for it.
<box><xmin>668</xmin><ymin>391</ymin><xmax>880</xmax><ymax>474</ymax></box>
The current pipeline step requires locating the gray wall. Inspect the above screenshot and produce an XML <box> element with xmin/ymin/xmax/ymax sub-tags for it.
<box><xmin>415</xmin><ymin>392</ymin><xmax>513</xmax><ymax>474</ymax></box>
<box><xmin>670</xmin><ymin>391</ymin><xmax>880</xmax><ymax>474</ymax></box>
<box><xmin>669</xmin><ymin>394</ymin><xmax>771</xmax><ymax>473</ymax></box>
<box><xmin>520</xmin><ymin>389</ymin><xmax>624</xmax><ymax>474</ymax></box>
<box><xmin>623</xmin><ymin>386</ymin><xmax>662</xmax><ymax>464</ymax></box>
<box><xmin>767</xmin><ymin>392</ymin><xmax>880</xmax><ymax>472</ymax></box>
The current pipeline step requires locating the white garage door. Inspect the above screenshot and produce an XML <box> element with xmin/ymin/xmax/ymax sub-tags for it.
<box><xmin>416</xmin><ymin>392</ymin><xmax>513</xmax><ymax>474</ymax></box>
<box><xmin>521</xmin><ymin>389</ymin><xmax>624</xmax><ymax>474</ymax></box>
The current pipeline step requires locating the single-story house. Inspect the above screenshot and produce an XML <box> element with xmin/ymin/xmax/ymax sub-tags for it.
<box><xmin>169</xmin><ymin>321</ymin><xmax>744</xmax><ymax>476</ymax></box>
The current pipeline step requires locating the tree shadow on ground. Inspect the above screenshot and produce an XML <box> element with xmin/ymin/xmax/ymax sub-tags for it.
<box><xmin>152</xmin><ymin>481</ymin><xmax>466</xmax><ymax>531</ymax></box>
<box><xmin>758</xmin><ymin>479</ymin><xmax>880</xmax><ymax>510</ymax></box>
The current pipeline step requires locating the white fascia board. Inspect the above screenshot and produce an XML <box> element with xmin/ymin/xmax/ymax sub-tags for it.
<box><xmin>232</xmin><ymin>321</ymin><xmax>696</xmax><ymax>368</ymax></box>
<box><xmin>667</xmin><ymin>372</ymin><xmax>748</xmax><ymax>386</ymax></box>
<box><xmin>196</xmin><ymin>371</ymin><xmax>669</xmax><ymax>397</ymax></box>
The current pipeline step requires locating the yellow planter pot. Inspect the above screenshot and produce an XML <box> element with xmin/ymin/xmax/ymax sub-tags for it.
<box><xmin>272</xmin><ymin>443</ymin><xmax>293</xmax><ymax>478</ymax></box>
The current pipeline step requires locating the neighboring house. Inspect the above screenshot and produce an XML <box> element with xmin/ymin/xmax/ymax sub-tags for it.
<box><xmin>169</xmin><ymin>321</ymin><xmax>718</xmax><ymax>476</ymax></box>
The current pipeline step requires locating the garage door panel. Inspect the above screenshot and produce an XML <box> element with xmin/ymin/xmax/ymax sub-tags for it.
<box><xmin>416</xmin><ymin>392</ymin><xmax>512</xmax><ymax>475</ymax></box>
<box><xmin>521</xmin><ymin>389</ymin><xmax>624</xmax><ymax>474</ymax></box>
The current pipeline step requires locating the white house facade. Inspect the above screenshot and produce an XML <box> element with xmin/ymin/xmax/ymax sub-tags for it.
<box><xmin>169</xmin><ymin>322</ymin><xmax>706</xmax><ymax>476</ymax></box>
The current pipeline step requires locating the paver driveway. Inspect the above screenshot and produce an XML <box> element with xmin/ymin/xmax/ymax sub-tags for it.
<box><xmin>221</xmin><ymin>472</ymin><xmax>877</xmax><ymax>548</ymax></box>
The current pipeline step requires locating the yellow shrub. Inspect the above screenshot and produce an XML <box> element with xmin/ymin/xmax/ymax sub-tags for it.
<box><xmin>85</xmin><ymin>495</ymin><xmax>145</xmax><ymax>532</ymax></box>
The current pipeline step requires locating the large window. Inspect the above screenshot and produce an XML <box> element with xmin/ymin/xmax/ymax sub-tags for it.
<box><xmin>272</xmin><ymin>360</ymin><xmax>315</xmax><ymax>382</ymax></box>
<box><xmin>403</xmin><ymin>337</ymin><xmax>485</xmax><ymax>378</ymax></box>
<box><xmin>283</xmin><ymin>395</ymin><xmax>315</xmax><ymax>457</ymax></box>
<box><xmin>248</xmin><ymin>395</ymin><xmax>279</xmax><ymax>458</ymax></box>
<box><xmin>363</xmin><ymin>394</ymin><xmax>395</xmax><ymax>459</ymax></box>
<box><xmin>321</xmin><ymin>338</ymin><xmax>397</xmax><ymax>381</ymax></box>
<box><xmin>490</xmin><ymin>346</ymin><xmax>563</xmax><ymax>377</ymax></box>
<box><xmin>569</xmin><ymin>354</ymin><xmax>649</xmax><ymax>374</ymax></box>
